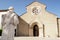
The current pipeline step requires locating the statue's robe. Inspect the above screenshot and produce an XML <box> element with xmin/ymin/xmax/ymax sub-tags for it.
<box><xmin>1</xmin><ymin>11</ymin><xmax>19</xmax><ymax>40</ymax></box>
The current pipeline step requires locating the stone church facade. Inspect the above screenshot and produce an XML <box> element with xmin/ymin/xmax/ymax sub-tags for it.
<box><xmin>16</xmin><ymin>2</ymin><xmax>60</xmax><ymax>38</ymax></box>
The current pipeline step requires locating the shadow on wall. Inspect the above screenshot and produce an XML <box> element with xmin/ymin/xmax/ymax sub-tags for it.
<box><xmin>16</xmin><ymin>16</ymin><xmax>29</xmax><ymax>36</ymax></box>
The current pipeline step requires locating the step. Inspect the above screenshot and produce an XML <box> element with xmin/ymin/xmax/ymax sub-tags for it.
<box><xmin>15</xmin><ymin>37</ymin><xmax>60</xmax><ymax>40</ymax></box>
<box><xmin>0</xmin><ymin>36</ymin><xmax>60</xmax><ymax>40</ymax></box>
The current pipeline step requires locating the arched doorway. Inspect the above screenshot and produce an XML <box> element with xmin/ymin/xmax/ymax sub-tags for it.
<box><xmin>33</xmin><ymin>25</ymin><xmax>39</xmax><ymax>36</ymax></box>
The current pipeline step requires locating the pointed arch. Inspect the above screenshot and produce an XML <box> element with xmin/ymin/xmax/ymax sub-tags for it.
<box><xmin>33</xmin><ymin>24</ymin><xmax>39</xmax><ymax>36</ymax></box>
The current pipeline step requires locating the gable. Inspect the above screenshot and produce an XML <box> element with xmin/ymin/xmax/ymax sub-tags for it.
<box><xmin>26</xmin><ymin>2</ymin><xmax>46</xmax><ymax>9</ymax></box>
<box><xmin>20</xmin><ymin>2</ymin><xmax>57</xmax><ymax>24</ymax></box>
<box><xmin>26</xmin><ymin>2</ymin><xmax>46</xmax><ymax>13</ymax></box>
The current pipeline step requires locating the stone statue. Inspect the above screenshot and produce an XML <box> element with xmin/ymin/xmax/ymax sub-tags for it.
<box><xmin>1</xmin><ymin>7</ymin><xmax>19</xmax><ymax>40</ymax></box>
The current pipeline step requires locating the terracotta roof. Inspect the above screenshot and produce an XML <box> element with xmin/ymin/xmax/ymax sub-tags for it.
<box><xmin>0</xmin><ymin>9</ymin><xmax>8</xmax><ymax>12</ymax></box>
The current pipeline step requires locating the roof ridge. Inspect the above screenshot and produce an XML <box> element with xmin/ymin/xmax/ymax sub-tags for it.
<box><xmin>0</xmin><ymin>9</ymin><xmax>8</xmax><ymax>12</ymax></box>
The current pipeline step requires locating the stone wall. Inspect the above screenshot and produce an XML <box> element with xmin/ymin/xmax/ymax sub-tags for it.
<box><xmin>16</xmin><ymin>17</ymin><xmax>29</xmax><ymax>36</ymax></box>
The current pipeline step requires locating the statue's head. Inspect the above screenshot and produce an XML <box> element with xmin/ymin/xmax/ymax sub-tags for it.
<box><xmin>8</xmin><ymin>6</ymin><xmax>14</xmax><ymax>13</ymax></box>
<box><xmin>6</xmin><ymin>6</ymin><xmax>14</xmax><ymax>16</ymax></box>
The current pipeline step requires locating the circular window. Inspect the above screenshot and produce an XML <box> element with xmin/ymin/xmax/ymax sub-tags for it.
<box><xmin>32</xmin><ymin>7</ymin><xmax>38</xmax><ymax>14</ymax></box>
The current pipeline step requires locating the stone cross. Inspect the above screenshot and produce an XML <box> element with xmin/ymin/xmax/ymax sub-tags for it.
<box><xmin>1</xmin><ymin>7</ymin><xmax>19</xmax><ymax>40</ymax></box>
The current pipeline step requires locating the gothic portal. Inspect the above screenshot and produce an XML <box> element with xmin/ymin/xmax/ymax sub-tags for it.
<box><xmin>33</xmin><ymin>25</ymin><xmax>39</xmax><ymax>36</ymax></box>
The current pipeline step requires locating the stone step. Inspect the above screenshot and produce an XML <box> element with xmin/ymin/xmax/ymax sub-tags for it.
<box><xmin>14</xmin><ymin>37</ymin><xmax>60</xmax><ymax>40</ymax></box>
<box><xmin>0</xmin><ymin>36</ymin><xmax>60</xmax><ymax>40</ymax></box>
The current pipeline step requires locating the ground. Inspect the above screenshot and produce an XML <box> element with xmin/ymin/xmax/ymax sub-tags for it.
<box><xmin>0</xmin><ymin>36</ymin><xmax>60</xmax><ymax>40</ymax></box>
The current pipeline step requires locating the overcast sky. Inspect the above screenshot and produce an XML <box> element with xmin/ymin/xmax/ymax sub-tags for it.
<box><xmin>0</xmin><ymin>0</ymin><xmax>60</xmax><ymax>17</ymax></box>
